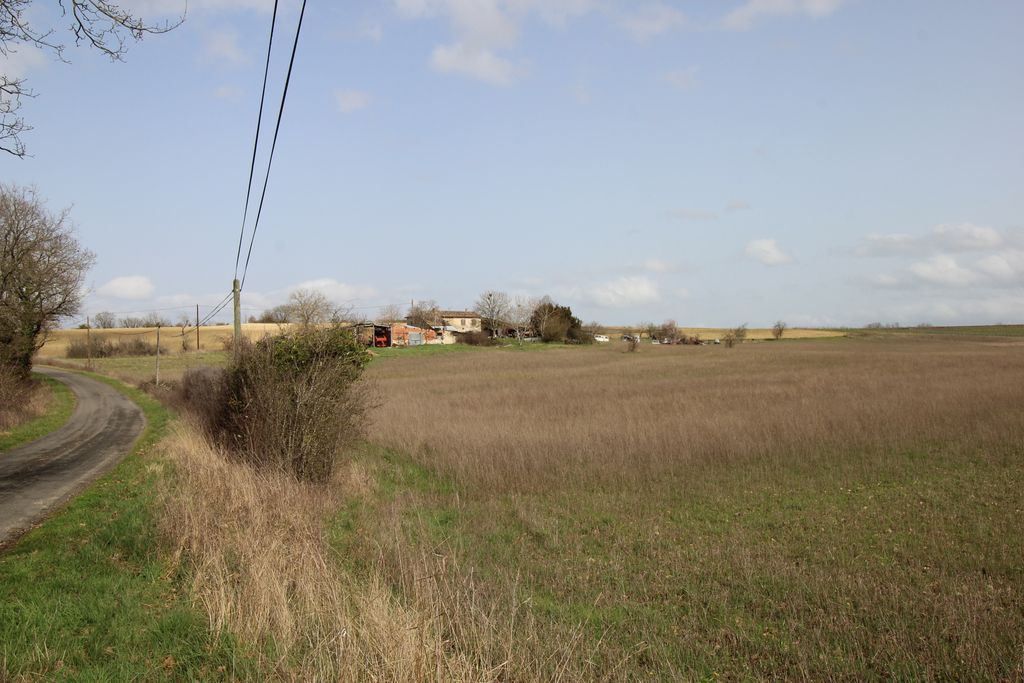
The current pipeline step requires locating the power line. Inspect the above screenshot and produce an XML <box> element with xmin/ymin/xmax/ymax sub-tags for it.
<box><xmin>190</xmin><ymin>292</ymin><xmax>235</xmax><ymax>329</ymax></box>
<box><xmin>234</xmin><ymin>0</ymin><xmax>280</xmax><ymax>280</ymax></box>
<box><xmin>239</xmin><ymin>0</ymin><xmax>309</xmax><ymax>292</ymax></box>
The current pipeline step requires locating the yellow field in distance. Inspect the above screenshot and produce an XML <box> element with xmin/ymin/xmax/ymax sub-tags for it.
<box><xmin>37</xmin><ymin>323</ymin><xmax>289</xmax><ymax>357</ymax></box>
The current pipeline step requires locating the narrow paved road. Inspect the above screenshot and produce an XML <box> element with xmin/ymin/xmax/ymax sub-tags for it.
<box><xmin>0</xmin><ymin>367</ymin><xmax>145</xmax><ymax>547</ymax></box>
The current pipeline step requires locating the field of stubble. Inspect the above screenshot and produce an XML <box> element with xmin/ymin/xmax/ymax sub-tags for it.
<box><xmin>355</xmin><ymin>334</ymin><xmax>1024</xmax><ymax>679</ymax></box>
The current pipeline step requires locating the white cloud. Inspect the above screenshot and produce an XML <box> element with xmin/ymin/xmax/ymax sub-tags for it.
<box><xmin>213</xmin><ymin>84</ymin><xmax>243</xmax><ymax>99</ymax></box>
<box><xmin>97</xmin><ymin>276</ymin><xmax>155</xmax><ymax>300</ymax></box>
<box><xmin>619</xmin><ymin>3</ymin><xmax>687</xmax><ymax>41</ymax></box>
<box><xmin>204</xmin><ymin>29</ymin><xmax>247</xmax><ymax>65</ymax></box>
<box><xmin>857</xmin><ymin>223</ymin><xmax>1005</xmax><ymax>257</ymax></box>
<box><xmin>1</xmin><ymin>46</ymin><xmax>48</xmax><ymax>79</ymax></box>
<box><xmin>932</xmin><ymin>223</ymin><xmax>1002</xmax><ymax>250</ymax></box>
<box><xmin>726</xmin><ymin>200</ymin><xmax>751</xmax><ymax>211</ymax></box>
<box><xmin>431</xmin><ymin>43</ymin><xmax>524</xmax><ymax>85</ymax></box>
<box><xmin>289</xmin><ymin>278</ymin><xmax>378</xmax><ymax>303</ymax></box>
<box><xmin>975</xmin><ymin>250</ymin><xmax>1024</xmax><ymax>284</ymax></box>
<box><xmin>531</xmin><ymin>0</ymin><xmax>596</xmax><ymax>25</ymax></box>
<box><xmin>861</xmin><ymin>294</ymin><xmax>1024</xmax><ymax>326</ymax></box>
<box><xmin>395</xmin><ymin>0</ymin><xmax>598</xmax><ymax>85</ymax></box>
<box><xmin>664</xmin><ymin>67</ymin><xmax>698</xmax><ymax>91</ymax></box>
<box><xmin>745</xmin><ymin>238</ymin><xmax>791</xmax><ymax>265</ymax></box>
<box><xmin>867</xmin><ymin>273</ymin><xmax>903</xmax><ymax>288</ymax></box>
<box><xmin>589</xmin><ymin>276</ymin><xmax>660</xmax><ymax>308</ymax></box>
<box><xmin>643</xmin><ymin>258</ymin><xmax>672</xmax><ymax>273</ymax></box>
<box><xmin>908</xmin><ymin>255</ymin><xmax>977</xmax><ymax>287</ymax></box>
<box><xmin>121</xmin><ymin>0</ymin><xmax>273</xmax><ymax>15</ymax></box>
<box><xmin>397</xmin><ymin>0</ymin><xmax>519</xmax><ymax>48</ymax></box>
<box><xmin>336</xmin><ymin>89</ymin><xmax>373</xmax><ymax>113</ymax></box>
<box><xmin>723</xmin><ymin>0</ymin><xmax>846</xmax><ymax>31</ymax></box>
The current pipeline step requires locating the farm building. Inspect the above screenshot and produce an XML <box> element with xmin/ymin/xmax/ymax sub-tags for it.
<box><xmin>357</xmin><ymin>323</ymin><xmax>447</xmax><ymax>348</ymax></box>
<box><xmin>440</xmin><ymin>310</ymin><xmax>481</xmax><ymax>333</ymax></box>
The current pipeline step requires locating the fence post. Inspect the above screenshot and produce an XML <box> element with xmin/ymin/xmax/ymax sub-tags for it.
<box><xmin>155</xmin><ymin>324</ymin><xmax>161</xmax><ymax>385</ymax></box>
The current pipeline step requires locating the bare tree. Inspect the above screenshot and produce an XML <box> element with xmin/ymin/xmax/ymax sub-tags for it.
<box><xmin>772</xmin><ymin>320</ymin><xmax>787</xmax><ymax>340</ymax></box>
<box><xmin>1</xmin><ymin>0</ymin><xmax>181</xmax><ymax>157</ymax></box>
<box><xmin>509</xmin><ymin>296</ymin><xmax>536</xmax><ymax>339</ymax></box>
<box><xmin>723</xmin><ymin>323</ymin><xmax>748</xmax><ymax>349</ymax></box>
<box><xmin>328</xmin><ymin>302</ymin><xmax>355</xmax><ymax>325</ymax></box>
<box><xmin>0</xmin><ymin>184</ymin><xmax>94</xmax><ymax>377</ymax></box>
<box><xmin>407</xmin><ymin>300</ymin><xmax>441</xmax><ymax>329</ymax></box>
<box><xmin>375</xmin><ymin>303</ymin><xmax>403</xmax><ymax>324</ymax></box>
<box><xmin>474</xmin><ymin>290</ymin><xmax>510</xmax><ymax>337</ymax></box>
<box><xmin>93</xmin><ymin>310</ymin><xmax>116</xmax><ymax>328</ymax></box>
<box><xmin>258</xmin><ymin>304</ymin><xmax>292</xmax><ymax>324</ymax></box>
<box><xmin>288</xmin><ymin>289</ymin><xmax>334</xmax><ymax>328</ymax></box>
<box><xmin>658</xmin><ymin>319</ymin><xmax>680</xmax><ymax>343</ymax></box>
<box><xmin>636</xmin><ymin>321</ymin><xmax>658</xmax><ymax>341</ymax></box>
<box><xmin>141</xmin><ymin>312</ymin><xmax>169</xmax><ymax>327</ymax></box>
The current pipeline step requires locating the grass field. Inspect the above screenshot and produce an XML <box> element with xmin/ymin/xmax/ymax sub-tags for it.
<box><xmin>857</xmin><ymin>324</ymin><xmax>1024</xmax><ymax>337</ymax></box>
<box><xmin>14</xmin><ymin>328</ymin><xmax>1024</xmax><ymax>679</ymax></box>
<box><xmin>38</xmin><ymin>323</ymin><xmax>287</xmax><ymax>358</ymax></box>
<box><xmin>144</xmin><ymin>330</ymin><xmax>1024</xmax><ymax>679</ymax></box>
<box><xmin>353</xmin><ymin>334</ymin><xmax>1024</xmax><ymax>679</ymax></box>
<box><xmin>605</xmin><ymin>325</ymin><xmax>844</xmax><ymax>340</ymax></box>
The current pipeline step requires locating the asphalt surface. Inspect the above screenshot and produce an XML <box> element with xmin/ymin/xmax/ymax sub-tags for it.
<box><xmin>0</xmin><ymin>366</ymin><xmax>145</xmax><ymax>548</ymax></box>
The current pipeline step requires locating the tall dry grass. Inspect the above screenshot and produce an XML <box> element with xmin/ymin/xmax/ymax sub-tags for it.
<box><xmin>367</xmin><ymin>337</ymin><xmax>1024</xmax><ymax>492</ymax></box>
<box><xmin>0</xmin><ymin>368</ymin><xmax>48</xmax><ymax>432</ymax></box>
<box><xmin>157</xmin><ymin>422</ymin><xmax>587</xmax><ymax>681</ymax></box>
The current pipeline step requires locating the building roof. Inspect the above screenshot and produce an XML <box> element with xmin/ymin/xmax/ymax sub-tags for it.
<box><xmin>440</xmin><ymin>310</ymin><xmax>480</xmax><ymax>318</ymax></box>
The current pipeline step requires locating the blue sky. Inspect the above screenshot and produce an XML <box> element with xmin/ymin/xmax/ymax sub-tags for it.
<box><xmin>3</xmin><ymin>0</ymin><xmax>1022</xmax><ymax>327</ymax></box>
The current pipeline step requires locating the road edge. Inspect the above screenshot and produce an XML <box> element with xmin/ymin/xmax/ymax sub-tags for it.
<box><xmin>0</xmin><ymin>367</ymin><xmax>161</xmax><ymax>553</ymax></box>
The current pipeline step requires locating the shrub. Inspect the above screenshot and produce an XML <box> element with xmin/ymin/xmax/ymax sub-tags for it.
<box><xmin>458</xmin><ymin>331</ymin><xmax>494</xmax><ymax>346</ymax></box>
<box><xmin>530</xmin><ymin>298</ymin><xmax>585</xmax><ymax>343</ymax></box>
<box><xmin>0</xmin><ymin>365</ymin><xmax>35</xmax><ymax>430</ymax></box>
<box><xmin>65</xmin><ymin>337</ymin><xmax>164</xmax><ymax>358</ymax></box>
<box><xmin>723</xmin><ymin>324</ymin><xmax>747</xmax><ymax>349</ymax></box>
<box><xmin>177</xmin><ymin>366</ymin><xmax>229</xmax><ymax>435</ymax></box>
<box><xmin>772</xmin><ymin>321</ymin><xmax>787</xmax><ymax>340</ymax></box>
<box><xmin>66</xmin><ymin>337</ymin><xmax>109</xmax><ymax>358</ymax></box>
<box><xmin>567</xmin><ymin>326</ymin><xmax>594</xmax><ymax>344</ymax></box>
<box><xmin>213</xmin><ymin>327</ymin><xmax>371</xmax><ymax>483</ymax></box>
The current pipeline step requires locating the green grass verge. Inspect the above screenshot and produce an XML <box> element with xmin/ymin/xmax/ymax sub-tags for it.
<box><xmin>0</xmin><ymin>371</ymin><xmax>255</xmax><ymax>681</ymax></box>
<box><xmin>0</xmin><ymin>374</ymin><xmax>76</xmax><ymax>453</ymax></box>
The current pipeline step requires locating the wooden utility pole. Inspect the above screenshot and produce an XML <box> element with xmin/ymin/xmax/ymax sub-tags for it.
<box><xmin>232</xmin><ymin>278</ymin><xmax>242</xmax><ymax>359</ymax></box>
<box><xmin>155</xmin><ymin>324</ymin><xmax>161</xmax><ymax>385</ymax></box>
<box><xmin>86</xmin><ymin>316</ymin><xmax>92</xmax><ymax>371</ymax></box>
<box><xmin>196</xmin><ymin>304</ymin><xmax>200</xmax><ymax>352</ymax></box>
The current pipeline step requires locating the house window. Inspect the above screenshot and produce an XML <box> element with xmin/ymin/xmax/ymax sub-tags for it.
<box><xmin>461</xmin><ymin>319</ymin><xmax>466</xmax><ymax>327</ymax></box>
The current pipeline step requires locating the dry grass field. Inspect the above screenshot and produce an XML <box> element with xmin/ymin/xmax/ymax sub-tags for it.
<box><xmin>38</xmin><ymin>323</ymin><xmax>286</xmax><ymax>357</ymax></box>
<box><xmin>605</xmin><ymin>325</ymin><xmax>843</xmax><ymax>341</ymax></box>
<box><xmin>149</xmin><ymin>332</ymin><xmax>1024</xmax><ymax>679</ymax></box>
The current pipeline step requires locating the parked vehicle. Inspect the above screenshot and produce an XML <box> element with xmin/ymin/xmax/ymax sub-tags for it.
<box><xmin>594</xmin><ymin>334</ymin><xmax>610</xmax><ymax>343</ymax></box>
